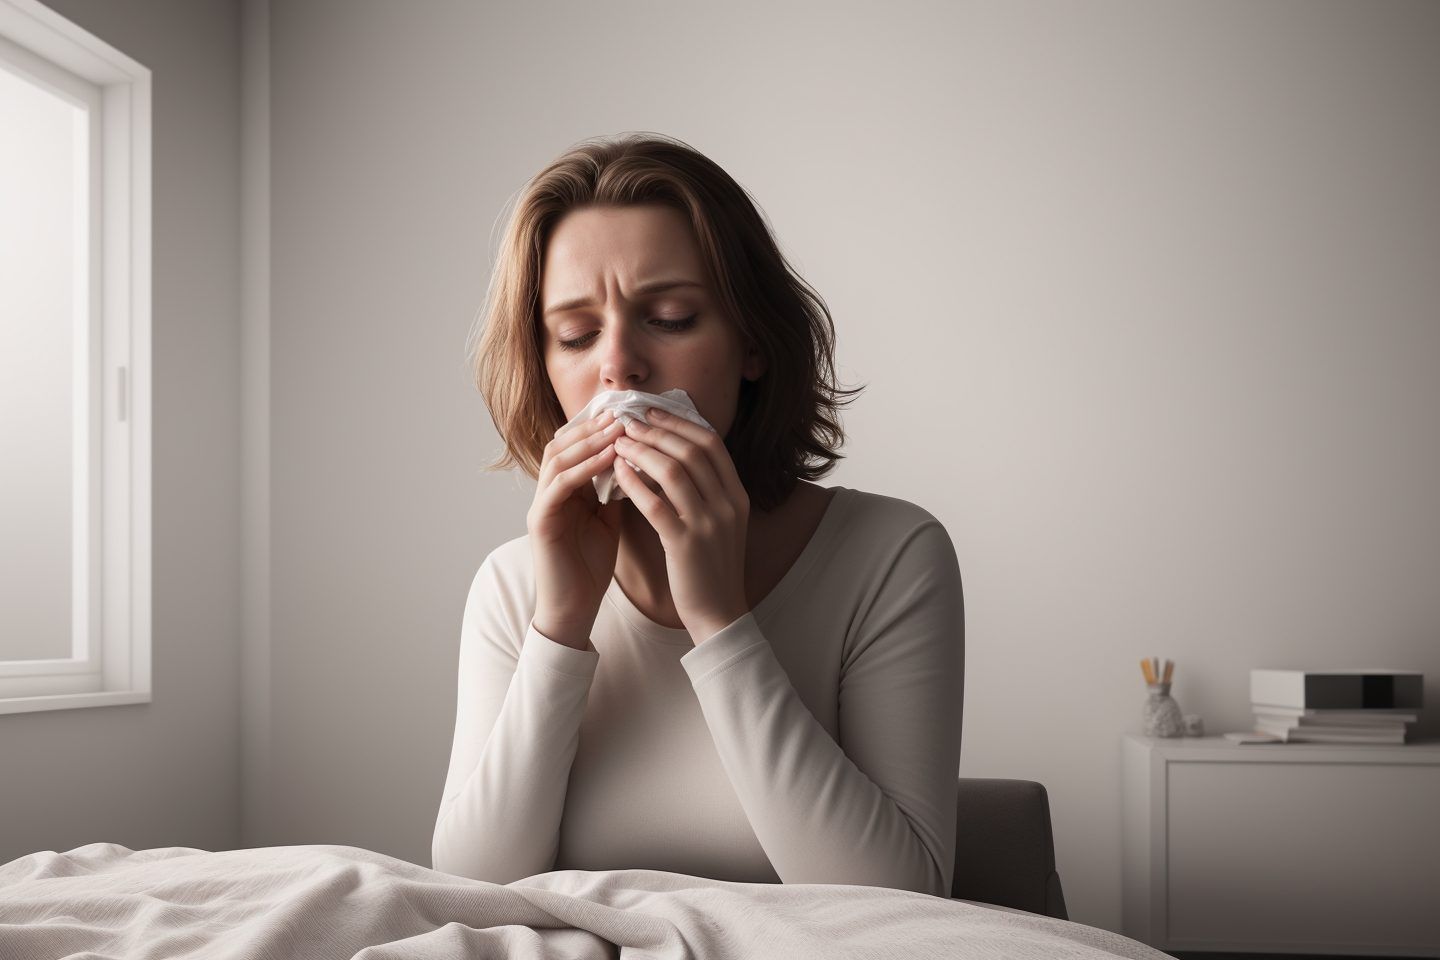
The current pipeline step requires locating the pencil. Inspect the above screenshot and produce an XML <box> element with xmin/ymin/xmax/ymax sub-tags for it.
<box><xmin>1163</xmin><ymin>659</ymin><xmax>1174</xmax><ymax>684</ymax></box>
<box><xmin>1141</xmin><ymin>658</ymin><xmax>1154</xmax><ymax>684</ymax></box>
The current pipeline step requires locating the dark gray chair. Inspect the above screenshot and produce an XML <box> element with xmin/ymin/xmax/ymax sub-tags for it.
<box><xmin>950</xmin><ymin>778</ymin><xmax>1069</xmax><ymax>920</ymax></box>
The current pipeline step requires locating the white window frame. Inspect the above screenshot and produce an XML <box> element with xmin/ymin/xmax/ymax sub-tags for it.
<box><xmin>0</xmin><ymin>0</ymin><xmax>151</xmax><ymax>715</ymax></box>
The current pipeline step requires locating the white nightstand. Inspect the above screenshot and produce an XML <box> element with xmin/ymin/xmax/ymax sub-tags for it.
<box><xmin>1121</xmin><ymin>733</ymin><xmax>1440</xmax><ymax>956</ymax></box>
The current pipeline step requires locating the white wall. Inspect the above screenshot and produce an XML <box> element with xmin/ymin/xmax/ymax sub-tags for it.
<box><xmin>0</xmin><ymin>0</ymin><xmax>242</xmax><ymax>865</ymax></box>
<box><xmin>256</xmin><ymin>0</ymin><xmax>1440</xmax><ymax>932</ymax></box>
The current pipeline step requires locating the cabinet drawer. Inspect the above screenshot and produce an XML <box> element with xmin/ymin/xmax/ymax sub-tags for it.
<box><xmin>1167</xmin><ymin>761</ymin><xmax>1440</xmax><ymax>950</ymax></box>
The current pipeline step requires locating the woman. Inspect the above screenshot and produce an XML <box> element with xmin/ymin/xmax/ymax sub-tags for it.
<box><xmin>432</xmin><ymin>133</ymin><xmax>965</xmax><ymax>899</ymax></box>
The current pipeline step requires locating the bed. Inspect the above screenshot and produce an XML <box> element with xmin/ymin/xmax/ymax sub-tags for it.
<box><xmin>0</xmin><ymin>843</ymin><xmax>1166</xmax><ymax>959</ymax></box>
<box><xmin>0</xmin><ymin>780</ymin><xmax>1167</xmax><ymax>959</ymax></box>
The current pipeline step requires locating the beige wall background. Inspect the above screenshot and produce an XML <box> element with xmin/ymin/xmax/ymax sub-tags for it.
<box><xmin>4</xmin><ymin>0</ymin><xmax>1438</xmax><ymax>936</ymax></box>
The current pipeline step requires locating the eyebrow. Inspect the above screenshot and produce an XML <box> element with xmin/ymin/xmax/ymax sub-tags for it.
<box><xmin>542</xmin><ymin>279</ymin><xmax>705</xmax><ymax>318</ymax></box>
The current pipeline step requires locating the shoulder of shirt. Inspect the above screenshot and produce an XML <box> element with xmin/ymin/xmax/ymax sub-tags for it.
<box><xmin>467</xmin><ymin>531</ymin><xmax>536</xmax><ymax>600</ymax></box>
<box><xmin>833</xmin><ymin>486</ymin><xmax>951</xmax><ymax>548</ymax></box>
<box><xmin>485</xmin><ymin>531</ymin><xmax>535</xmax><ymax>570</ymax></box>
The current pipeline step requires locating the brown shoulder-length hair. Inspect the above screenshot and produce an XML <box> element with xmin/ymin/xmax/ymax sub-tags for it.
<box><xmin>466</xmin><ymin>131</ymin><xmax>864</xmax><ymax>513</ymax></box>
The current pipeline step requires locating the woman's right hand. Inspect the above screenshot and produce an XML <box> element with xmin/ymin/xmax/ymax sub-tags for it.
<box><xmin>528</xmin><ymin>409</ymin><xmax>628</xmax><ymax>649</ymax></box>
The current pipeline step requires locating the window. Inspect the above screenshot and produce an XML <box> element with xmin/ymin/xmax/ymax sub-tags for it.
<box><xmin>0</xmin><ymin>0</ymin><xmax>151</xmax><ymax>715</ymax></box>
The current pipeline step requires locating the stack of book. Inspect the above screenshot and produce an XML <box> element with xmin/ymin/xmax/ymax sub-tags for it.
<box><xmin>1246</xmin><ymin>669</ymin><xmax>1424</xmax><ymax>744</ymax></box>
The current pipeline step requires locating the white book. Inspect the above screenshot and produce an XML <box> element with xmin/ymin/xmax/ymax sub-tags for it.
<box><xmin>1252</xmin><ymin>719</ymin><xmax>1405</xmax><ymax>744</ymax></box>
<box><xmin>1253</xmin><ymin>717</ymin><xmax>1405</xmax><ymax>738</ymax></box>
<box><xmin>1225</xmin><ymin>731</ymin><xmax>1282</xmax><ymax>744</ymax></box>
<box><xmin>1250</xmin><ymin>670</ymin><xmax>1423</xmax><ymax>710</ymax></box>
<box><xmin>1250</xmin><ymin>704</ymin><xmax>1419</xmax><ymax>724</ymax></box>
<box><xmin>1252</xmin><ymin>712</ymin><xmax>1408</xmax><ymax>732</ymax></box>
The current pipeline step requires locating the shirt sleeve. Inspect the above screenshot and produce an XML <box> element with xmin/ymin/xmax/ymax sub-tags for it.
<box><xmin>431</xmin><ymin>552</ymin><xmax>601</xmax><ymax>883</ymax></box>
<box><xmin>678</xmin><ymin>519</ymin><xmax>964</xmax><ymax>898</ymax></box>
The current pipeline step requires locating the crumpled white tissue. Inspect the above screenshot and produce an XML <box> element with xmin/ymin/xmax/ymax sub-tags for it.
<box><xmin>568</xmin><ymin>388</ymin><xmax>717</xmax><ymax>504</ymax></box>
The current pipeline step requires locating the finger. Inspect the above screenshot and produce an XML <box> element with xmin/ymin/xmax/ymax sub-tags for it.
<box><xmin>635</xmin><ymin>411</ymin><xmax>742</xmax><ymax>505</ymax></box>
<box><xmin>542</xmin><ymin>416</ymin><xmax>623</xmax><ymax>491</ymax></box>
<box><xmin>553</xmin><ymin>409</ymin><xmax>613</xmax><ymax>447</ymax></box>
<box><xmin>612</xmin><ymin>453</ymin><xmax>678</xmax><ymax>535</ymax></box>
<box><xmin>620</xmin><ymin>418</ymin><xmax>724</xmax><ymax>506</ymax></box>
<box><xmin>542</xmin><ymin>412</ymin><xmax>620</xmax><ymax>484</ymax></box>
<box><xmin>548</xmin><ymin>440</ymin><xmax>619</xmax><ymax>507</ymax></box>
<box><xmin>613</xmin><ymin>434</ymin><xmax>705</xmax><ymax>520</ymax></box>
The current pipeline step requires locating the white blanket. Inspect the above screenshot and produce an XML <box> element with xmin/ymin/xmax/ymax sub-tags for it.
<box><xmin>0</xmin><ymin>843</ymin><xmax>1171</xmax><ymax>959</ymax></box>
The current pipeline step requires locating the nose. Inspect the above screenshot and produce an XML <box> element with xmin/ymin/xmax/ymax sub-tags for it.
<box><xmin>595</xmin><ymin>315</ymin><xmax>650</xmax><ymax>390</ymax></box>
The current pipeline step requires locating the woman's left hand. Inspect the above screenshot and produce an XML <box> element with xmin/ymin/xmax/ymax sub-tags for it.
<box><xmin>612</xmin><ymin>408</ymin><xmax>750</xmax><ymax>645</ymax></box>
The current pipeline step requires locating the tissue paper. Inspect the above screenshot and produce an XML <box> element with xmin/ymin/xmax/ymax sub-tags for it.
<box><xmin>568</xmin><ymin>388</ymin><xmax>717</xmax><ymax>504</ymax></box>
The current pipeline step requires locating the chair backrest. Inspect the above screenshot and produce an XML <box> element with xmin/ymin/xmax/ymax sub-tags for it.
<box><xmin>950</xmin><ymin>777</ymin><xmax>1068</xmax><ymax>920</ymax></box>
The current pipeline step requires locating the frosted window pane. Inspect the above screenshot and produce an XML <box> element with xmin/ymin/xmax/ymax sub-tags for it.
<box><xmin>0</xmin><ymin>65</ymin><xmax>82</xmax><ymax>662</ymax></box>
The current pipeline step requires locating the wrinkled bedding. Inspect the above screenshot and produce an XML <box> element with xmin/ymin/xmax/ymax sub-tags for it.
<box><xmin>0</xmin><ymin>843</ymin><xmax>1171</xmax><ymax>959</ymax></box>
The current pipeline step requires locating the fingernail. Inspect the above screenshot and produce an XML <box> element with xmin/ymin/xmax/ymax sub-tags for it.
<box><xmin>647</xmin><ymin>408</ymin><xmax>668</xmax><ymax>421</ymax></box>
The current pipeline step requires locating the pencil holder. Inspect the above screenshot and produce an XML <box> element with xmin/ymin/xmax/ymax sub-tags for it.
<box><xmin>1143</xmin><ymin>682</ymin><xmax>1185</xmax><ymax>738</ymax></box>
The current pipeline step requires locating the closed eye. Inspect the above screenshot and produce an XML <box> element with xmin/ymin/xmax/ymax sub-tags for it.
<box><xmin>557</xmin><ymin>314</ymin><xmax>698</xmax><ymax>352</ymax></box>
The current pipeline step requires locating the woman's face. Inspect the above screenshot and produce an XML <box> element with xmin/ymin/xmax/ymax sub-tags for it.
<box><xmin>539</xmin><ymin>204</ymin><xmax>764</xmax><ymax>442</ymax></box>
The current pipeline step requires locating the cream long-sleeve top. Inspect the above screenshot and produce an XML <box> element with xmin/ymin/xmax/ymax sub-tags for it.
<box><xmin>431</xmin><ymin>485</ymin><xmax>965</xmax><ymax>898</ymax></box>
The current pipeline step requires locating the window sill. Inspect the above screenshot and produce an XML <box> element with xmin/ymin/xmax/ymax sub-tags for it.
<box><xmin>0</xmin><ymin>690</ymin><xmax>151</xmax><ymax>716</ymax></box>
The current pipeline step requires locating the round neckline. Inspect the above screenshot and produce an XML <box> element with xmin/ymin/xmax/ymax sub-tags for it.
<box><xmin>603</xmin><ymin>485</ymin><xmax>852</xmax><ymax>645</ymax></box>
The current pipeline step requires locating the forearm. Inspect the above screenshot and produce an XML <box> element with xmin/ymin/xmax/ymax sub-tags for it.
<box><xmin>432</xmin><ymin>622</ymin><xmax>599</xmax><ymax>883</ymax></box>
<box><xmin>680</xmin><ymin>613</ymin><xmax>960</xmax><ymax>898</ymax></box>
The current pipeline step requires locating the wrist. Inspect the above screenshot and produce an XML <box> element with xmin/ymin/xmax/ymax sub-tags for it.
<box><xmin>531</xmin><ymin>617</ymin><xmax>592</xmax><ymax>651</ymax></box>
<box><xmin>690</xmin><ymin>608</ymin><xmax>751</xmax><ymax>647</ymax></box>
